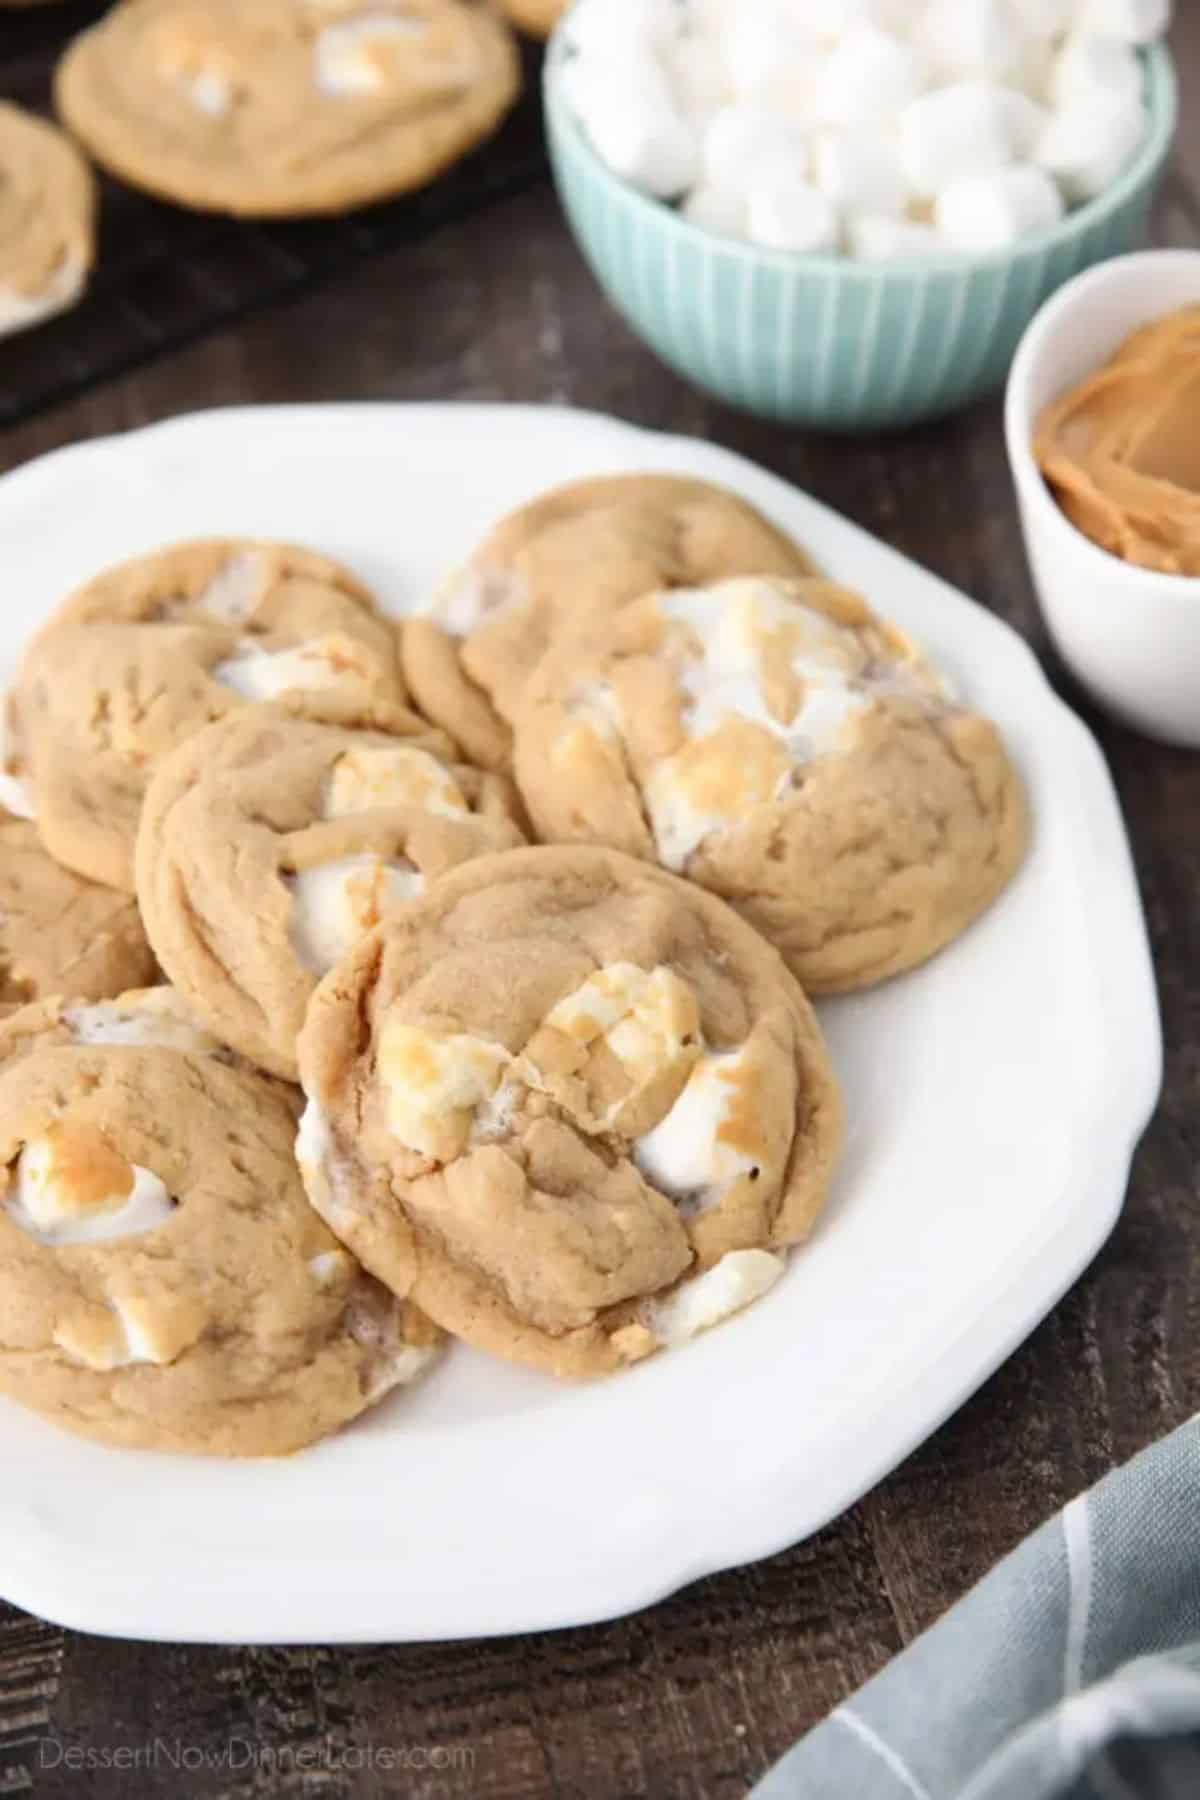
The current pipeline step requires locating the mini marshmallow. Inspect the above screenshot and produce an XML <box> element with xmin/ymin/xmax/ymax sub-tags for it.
<box><xmin>814</xmin><ymin>130</ymin><xmax>907</xmax><ymax>219</ymax></box>
<box><xmin>703</xmin><ymin>104</ymin><xmax>811</xmax><ymax>197</ymax></box>
<box><xmin>721</xmin><ymin>2</ymin><xmax>823</xmax><ymax>99</ymax></box>
<box><xmin>1049</xmin><ymin>34</ymin><xmax>1143</xmax><ymax>112</ymax></box>
<box><xmin>643</xmin><ymin>1249</ymin><xmax>786</xmax><ymax>1347</ymax></box>
<box><xmin>682</xmin><ymin>184</ymin><xmax>748</xmax><ymax>237</ymax></box>
<box><xmin>211</xmin><ymin>633</ymin><xmax>372</xmax><ymax>701</ymax></box>
<box><xmin>747</xmin><ymin>170</ymin><xmax>838</xmax><ymax>253</ymax></box>
<box><xmin>185</xmin><ymin>68</ymin><xmax>232</xmax><ymax>116</ymax></box>
<box><xmin>1073</xmin><ymin>0</ymin><xmax>1171</xmax><ymax>45</ymax></box>
<box><xmin>313</xmin><ymin>14</ymin><xmax>423</xmax><ymax>97</ymax></box>
<box><xmin>377</xmin><ymin>1021</ymin><xmax>509</xmax><ymax>1160</ymax></box>
<box><xmin>1005</xmin><ymin>0</ymin><xmax>1074</xmax><ymax>37</ymax></box>
<box><xmin>288</xmin><ymin>856</ymin><xmax>424</xmax><ymax>975</ymax></box>
<box><xmin>64</xmin><ymin>992</ymin><xmax>224</xmax><ymax>1055</ymax></box>
<box><xmin>935</xmin><ymin>164</ymin><xmax>1065</xmax><ymax>250</ymax></box>
<box><xmin>635</xmin><ymin>1046</ymin><xmax>760</xmax><ymax>1203</ymax></box>
<box><xmin>846</xmin><ymin>213</ymin><xmax>946</xmax><ymax>259</ymax></box>
<box><xmin>542</xmin><ymin>964</ymin><xmax>700</xmax><ymax>1097</ymax></box>
<box><xmin>997</xmin><ymin>84</ymin><xmax>1051</xmax><ymax>156</ymax></box>
<box><xmin>324</xmin><ymin>744</ymin><xmax>467</xmax><ymax>820</ymax></box>
<box><xmin>916</xmin><ymin>0</ymin><xmax>1022</xmax><ymax>83</ymax></box>
<box><xmin>195</xmin><ymin>551</ymin><xmax>263</xmax><ymax>622</ymax></box>
<box><xmin>566</xmin><ymin>0</ymin><xmax>682</xmax><ymax>58</ymax></box>
<box><xmin>899</xmin><ymin>81</ymin><xmax>1016</xmax><ymax>199</ymax></box>
<box><xmin>579</xmin><ymin>65</ymin><xmax>699</xmax><ymax>199</ymax></box>
<box><xmin>665</xmin><ymin>32</ymin><xmax>734</xmax><ymax>127</ymax></box>
<box><xmin>814</xmin><ymin>23</ymin><xmax>925</xmax><ymax>128</ymax></box>
<box><xmin>1035</xmin><ymin>93</ymin><xmax>1146</xmax><ymax>201</ymax></box>
<box><xmin>6</xmin><ymin>1128</ymin><xmax>174</xmax><ymax>1247</ymax></box>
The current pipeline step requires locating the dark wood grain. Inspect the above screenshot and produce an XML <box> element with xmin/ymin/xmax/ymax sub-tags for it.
<box><xmin>2</xmin><ymin>12</ymin><xmax>1200</xmax><ymax>1799</ymax></box>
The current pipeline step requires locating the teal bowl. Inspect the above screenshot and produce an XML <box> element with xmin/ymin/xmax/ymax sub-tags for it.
<box><xmin>544</xmin><ymin>39</ymin><xmax>1177</xmax><ymax>432</ymax></box>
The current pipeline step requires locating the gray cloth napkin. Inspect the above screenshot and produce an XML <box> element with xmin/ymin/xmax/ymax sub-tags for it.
<box><xmin>755</xmin><ymin>1415</ymin><xmax>1200</xmax><ymax>1800</ymax></box>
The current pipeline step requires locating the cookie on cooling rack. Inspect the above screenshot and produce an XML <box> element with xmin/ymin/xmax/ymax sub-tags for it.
<box><xmin>56</xmin><ymin>0</ymin><xmax>522</xmax><ymax>217</ymax></box>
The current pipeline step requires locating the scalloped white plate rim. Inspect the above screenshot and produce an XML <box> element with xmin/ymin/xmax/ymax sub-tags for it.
<box><xmin>0</xmin><ymin>404</ymin><xmax>1161</xmax><ymax>1645</ymax></box>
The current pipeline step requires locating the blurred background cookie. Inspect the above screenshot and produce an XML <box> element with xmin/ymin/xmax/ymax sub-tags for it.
<box><xmin>55</xmin><ymin>0</ymin><xmax>523</xmax><ymax>217</ymax></box>
<box><xmin>0</xmin><ymin>99</ymin><xmax>94</xmax><ymax>340</ymax></box>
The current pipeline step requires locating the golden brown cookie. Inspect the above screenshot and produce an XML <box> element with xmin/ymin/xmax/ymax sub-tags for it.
<box><xmin>56</xmin><ymin>0</ymin><xmax>522</xmax><ymax>218</ymax></box>
<box><xmin>0</xmin><ymin>810</ymin><xmax>156</xmax><ymax>1006</ymax></box>
<box><xmin>402</xmin><ymin>474</ymin><xmax>814</xmax><ymax>769</ymax></box>
<box><xmin>137</xmin><ymin>696</ymin><xmax>527</xmax><ymax>1080</ymax></box>
<box><xmin>0</xmin><ymin>1003</ymin><xmax>441</xmax><ymax>1456</ymax></box>
<box><xmin>498</xmin><ymin>0</ymin><xmax>565</xmax><ymax>37</ymax></box>
<box><xmin>297</xmin><ymin>845</ymin><xmax>842</xmax><ymax>1379</ymax></box>
<box><xmin>513</xmin><ymin>575</ymin><xmax>1028</xmax><ymax>993</ymax></box>
<box><xmin>13</xmin><ymin>538</ymin><xmax>409</xmax><ymax>893</ymax></box>
<box><xmin>0</xmin><ymin>101</ymin><xmax>95</xmax><ymax>340</ymax></box>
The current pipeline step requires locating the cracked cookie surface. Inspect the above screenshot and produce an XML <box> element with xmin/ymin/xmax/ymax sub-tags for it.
<box><xmin>14</xmin><ymin>538</ymin><xmax>408</xmax><ymax>892</ymax></box>
<box><xmin>513</xmin><ymin>575</ymin><xmax>1028</xmax><ymax>993</ymax></box>
<box><xmin>0</xmin><ymin>809</ymin><xmax>156</xmax><ymax>1005</ymax></box>
<box><xmin>0</xmin><ymin>101</ymin><xmax>95</xmax><ymax>341</ymax></box>
<box><xmin>137</xmin><ymin>696</ymin><xmax>527</xmax><ymax>1079</ymax></box>
<box><xmin>402</xmin><ymin>474</ymin><xmax>814</xmax><ymax>769</ymax></box>
<box><xmin>297</xmin><ymin>845</ymin><xmax>842</xmax><ymax>1378</ymax></box>
<box><xmin>0</xmin><ymin>1005</ymin><xmax>441</xmax><ymax>1454</ymax></box>
<box><xmin>56</xmin><ymin>0</ymin><xmax>522</xmax><ymax>218</ymax></box>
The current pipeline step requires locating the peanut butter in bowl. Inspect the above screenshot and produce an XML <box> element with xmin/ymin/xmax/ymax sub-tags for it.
<box><xmin>1034</xmin><ymin>306</ymin><xmax>1200</xmax><ymax>577</ymax></box>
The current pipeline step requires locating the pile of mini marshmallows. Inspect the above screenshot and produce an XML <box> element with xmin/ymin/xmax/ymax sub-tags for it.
<box><xmin>561</xmin><ymin>0</ymin><xmax>1170</xmax><ymax>258</ymax></box>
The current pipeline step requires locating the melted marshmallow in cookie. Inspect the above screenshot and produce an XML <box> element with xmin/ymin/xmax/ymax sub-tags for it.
<box><xmin>639</xmin><ymin>577</ymin><xmax>940</xmax><ymax>869</ymax></box>
<box><xmin>212</xmin><ymin>632</ymin><xmax>379</xmax><ymax>701</ymax></box>
<box><xmin>289</xmin><ymin>856</ymin><xmax>425</xmax><ymax>975</ymax></box>
<box><xmin>4</xmin><ymin>1123</ymin><xmax>175</xmax><ymax>1248</ymax></box>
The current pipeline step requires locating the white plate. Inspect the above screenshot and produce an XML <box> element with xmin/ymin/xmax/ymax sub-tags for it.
<box><xmin>0</xmin><ymin>405</ymin><xmax>1161</xmax><ymax>1645</ymax></box>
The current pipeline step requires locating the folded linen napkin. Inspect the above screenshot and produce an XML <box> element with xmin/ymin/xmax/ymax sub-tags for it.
<box><xmin>755</xmin><ymin>1414</ymin><xmax>1200</xmax><ymax>1800</ymax></box>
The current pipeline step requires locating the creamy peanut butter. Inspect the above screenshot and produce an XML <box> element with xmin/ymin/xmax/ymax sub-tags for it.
<box><xmin>1035</xmin><ymin>306</ymin><xmax>1200</xmax><ymax>577</ymax></box>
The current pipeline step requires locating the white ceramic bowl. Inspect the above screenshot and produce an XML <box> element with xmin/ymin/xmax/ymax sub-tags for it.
<box><xmin>1006</xmin><ymin>249</ymin><xmax>1200</xmax><ymax>748</ymax></box>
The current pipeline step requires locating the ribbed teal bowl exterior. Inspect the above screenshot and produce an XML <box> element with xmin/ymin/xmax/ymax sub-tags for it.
<box><xmin>545</xmin><ymin>44</ymin><xmax>1177</xmax><ymax>432</ymax></box>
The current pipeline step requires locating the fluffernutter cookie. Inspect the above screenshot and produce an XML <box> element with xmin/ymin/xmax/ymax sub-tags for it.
<box><xmin>56</xmin><ymin>0</ymin><xmax>522</xmax><ymax>218</ymax></box>
<box><xmin>513</xmin><ymin>575</ymin><xmax>1028</xmax><ymax>992</ymax></box>
<box><xmin>402</xmin><ymin>474</ymin><xmax>814</xmax><ymax>769</ymax></box>
<box><xmin>297</xmin><ymin>845</ymin><xmax>842</xmax><ymax>1378</ymax></box>
<box><xmin>0</xmin><ymin>101</ymin><xmax>95</xmax><ymax>340</ymax></box>
<box><xmin>13</xmin><ymin>538</ymin><xmax>407</xmax><ymax>893</ymax></box>
<box><xmin>137</xmin><ymin>697</ymin><xmax>527</xmax><ymax>1079</ymax></box>
<box><xmin>0</xmin><ymin>1001</ymin><xmax>441</xmax><ymax>1456</ymax></box>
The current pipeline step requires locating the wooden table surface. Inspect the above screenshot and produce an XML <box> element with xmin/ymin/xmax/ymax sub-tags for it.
<box><xmin>2</xmin><ymin>14</ymin><xmax>1199</xmax><ymax>1799</ymax></box>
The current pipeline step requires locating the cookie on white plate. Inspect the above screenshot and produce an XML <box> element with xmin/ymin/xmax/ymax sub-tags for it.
<box><xmin>137</xmin><ymin>697</ymin><xmax>526</xmax><ymax>1079</ymax></box>
<box><xmin>513</xmin><ymin>574</ymin><xmax>1028</xmax><ymax>993</ymax></box>
<box><xmin>0</xmin><ymin>996</ymin><xmax>441</xmax><ymax>1456</ymax></box>
<box><xmin>297</xmin><ymin>845</ymin><xmax>842</xmax><ymax>1379</ymax></box>
<box><xmin>13</xmin><ymin>538</ymin><xmax>409</xmax><ymax>893</ymax></box>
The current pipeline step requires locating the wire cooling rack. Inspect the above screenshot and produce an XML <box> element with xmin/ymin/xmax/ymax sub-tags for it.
<box><xmin>0</xmin><ymin>4</ymin><xmax>548</xmax><ymax>428</ymax></box>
